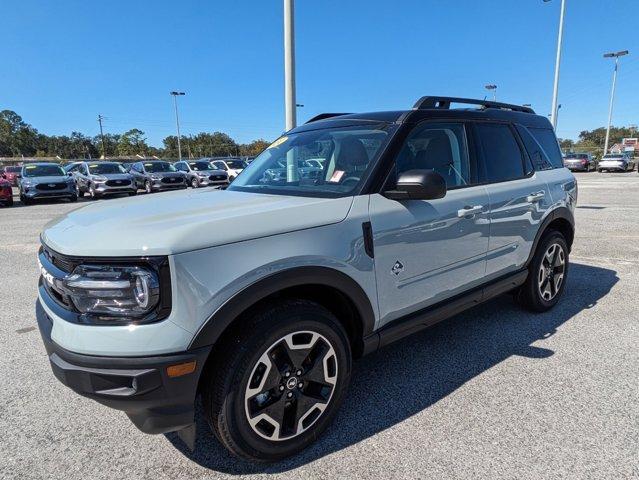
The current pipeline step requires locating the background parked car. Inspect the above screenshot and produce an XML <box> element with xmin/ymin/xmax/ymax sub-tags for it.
<box><xmin>2</xmin><ymin>165</ymin><xmax>22</xmax><ymax>186</ymax></box>
<box><xmin>19</xmin><ymin>163</ymin><xmax>77</xmax><ymax>205</ymax></box>
<box><xmin>0</xmin><ymin>178</ymin><xmax>13</xmax><ymax>207</ymax></box>
<box><xmin>208</xmin><ymin>158</ymin><xmax>247</xmax><ymax>181</ymax></box>
<box><xmin>129</xmin><ymin>161</ymin><xmax>187</xmax><ymax>193</ymax></box>
<box><xmin>598</xmin><ymin>153</ymin><xmax>635</xmax><ymax>172</ymax></box>
<box><xmin>564</xmin><ymin>153</ymin><xmax>596</xmax><ymax>172</ymax></box>
<box><xmin>65</xmin><ymin>161</ymin><xmax>137</xmax><ymax>199</ymax></box>
<box><xmin>174</xmin><ymin>160</ymin><xmax>229</xmax><ymax>188</ymax></box>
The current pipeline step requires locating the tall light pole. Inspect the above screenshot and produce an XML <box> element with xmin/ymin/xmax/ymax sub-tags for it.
<box><xmin>284</xmin><ymin>0</ymin><xmax>297</xmax><ymax>131</ymax></box>
<box><xmin>485</xmin><ymin>84</ymin><xmax>497</xmax><ymax>101</ymax></box>
<box><xmin>170</xmin><ymin>91</ymin><xmax>185</xmax><ymax>160</ymax></box>
<box><xmin>603</xmin><ymin>50</ymin><xmax>629</xmax><ymax>155</ymax></box>
<box><xmin>97</xmin><ymin>115</ymin><xmax>107</xmax><ymax>158</ymax></box>
<box><xmin>545</xmin><ymin>0</ymin><xmax>566</xmax><ymax>129</ymax></box>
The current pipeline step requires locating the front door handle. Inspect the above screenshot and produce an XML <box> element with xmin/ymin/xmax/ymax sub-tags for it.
<box><xmin>527</xmin><ymin>191</ymin><xmax>545</xmax><ymax>203</ymax></box>
<box><xmin>457</xmin><ymin>205</ymin><xmax>483</xmax><ymax>218</ymax></box>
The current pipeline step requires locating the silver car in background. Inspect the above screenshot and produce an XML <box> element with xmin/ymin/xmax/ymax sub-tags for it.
<box><xmin>173</xmin><ymin>160</ymin><xmax>229</xmax><ymax>188</ymax></box>
<box><xmin>597</xmin><ymin>153</ymin><xmax>635</xmax><ymax>172</ymax></box>
<box><xmin>563</xmin><ymin>153</ymin><xmax>596</xmax><ymax>172</ymax></box>
<box><xmin>65</xmin><ymin>161</ymin><xmax>137</xmax><ymax>199</ymax></box>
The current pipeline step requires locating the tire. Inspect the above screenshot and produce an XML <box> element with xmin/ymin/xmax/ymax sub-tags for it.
<box><xmin>6</xmin><ymin>197</ymin><xmax>13</xmax><ymax>207</ymax></box>
<box><xmin>203</xmin><ymin>299</ymin><xmax>351</xmax><ymax>462</ymax></box>
<box><xmin>69</xmin><ymin>194</ymin><xmax>78</xmax><ymax>203</ymax></box>
<box><xmin>78</xmin><ymin>188</ymin><xmax>84</xmax><ymax>198</ymax></box>
<box><xmin>22</xmin><ymin>195</ymin><xmax>32</xmax><ymax>206</ymax></box>
<box><xmin>128</xmin><ymin>190</ymin><xmax>137</xmax><ymax>197</ymax></box>
<box><xmin>144</xmin><ymin>180</ymin><xmax>152</xmax><ymax>194</ymax></box>
<box><xmin>517</xmin><ymin>230</ymin><xmax>568</xmax><ymax>312</ymax></box>
<box><xmin>89</xmin><ymin>184</ymin><xmax>100</xmax><ymax>199</ymax></box>
<box><xmin>191</xmin><ymin>177</ymin><xmax>199</xmax><ymax>188</ymax></box>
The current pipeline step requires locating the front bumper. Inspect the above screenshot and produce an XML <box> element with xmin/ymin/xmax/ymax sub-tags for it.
<box><xmin>151</xmin><ymin>179</ymin><xmax>187</xmax><ymax>191</ymax></box>
<box><xmin>24</xmin><ymin>185</ymin><xmax>76</xmax><ymax>199</ymax></box>
<box><xmin>93</xmin><ymin>182</ymin><xmax>137</xmax><ymax>195</ymax></box>
<box><xmin>36</xmin><ymin>300</ymin><xmax>211</xmax><ymax>434</ymax></box>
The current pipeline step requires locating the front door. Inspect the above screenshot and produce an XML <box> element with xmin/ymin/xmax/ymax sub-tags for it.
<box><xmin>369</xmin><ymin>121</ymin><xmax>490</xmax><ymax>327</ymax></box>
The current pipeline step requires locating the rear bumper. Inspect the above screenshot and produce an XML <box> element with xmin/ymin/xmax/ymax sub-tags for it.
<box><xmin>36</xmin><ymin>300</ymin><xmax>211</xmax><ymax>434</ymax></box>
<box><xmin>564</xmin><ymin>163</ymin><xmax>588</xmax><ymax>171</ymax></box>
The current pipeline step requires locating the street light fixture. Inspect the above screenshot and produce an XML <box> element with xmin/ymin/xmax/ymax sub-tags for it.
<box><xmin>544</xmin><ymin>0</ymin><xmax>566</xmax><ymax>129</ymax></box>
<box><xmin>485</xmin><ymin>84</ymin><xmax>497</xmax><ymax>101</ymax></box>
<box><xmin>602</xmin><ymin>50</ymin><xmax>629</xmax><ymax>155</ymax></box>
<box><xmin>170</xmin><ymin>91</ymin><xmax>186</xmax><ymax>161</ymax></box>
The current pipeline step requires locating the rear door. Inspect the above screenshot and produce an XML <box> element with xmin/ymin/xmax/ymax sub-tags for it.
<box><xmin>370</xmin><ymin>121</ymin><xmax>490</xmax><ymax>326</ymax></box>
<box><xmin>474</xmin><ymin>122</ymin><xmax>551</xmax><ymax>277</ymax></box>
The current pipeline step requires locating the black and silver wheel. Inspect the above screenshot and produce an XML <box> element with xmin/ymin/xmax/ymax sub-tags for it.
<box><xmin>537</xmin><ymin>243</ymin><xmax>565</xmax><ymax>301</ymax></box>
<box><xmin>191</xmin><ymin>177</ymin><xmax>199</xmax><ymax>188</ymax></box>
<box><xmin>203</xmin><ymin>300</ymin><xmax>351</xmax><ymax>462</ymax></box>
<box><xmin>244</xmin><ymin>330</ymin><xmax>338</xmax><ymax>442</ymax></box>
<box><xmin>144</xmin><ymin>180</ymin><xmax>152</xmax><ymax>194</ymax></box>
<box><xmin>517</xmin><ymin>230</ymin><xmax>569</xmax><ymax>312</ymax></box>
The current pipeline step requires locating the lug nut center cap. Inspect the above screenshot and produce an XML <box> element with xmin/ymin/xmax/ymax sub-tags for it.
<box><xmin>286</xmin><ymin>377</ymin><xmax>298</xmax><ymax>390</ymax></box>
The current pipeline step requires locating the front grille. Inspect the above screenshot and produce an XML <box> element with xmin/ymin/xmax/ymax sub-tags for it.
<box><xmin>41</xmin><ymin>245</ymin><xmax>79</xmax><ymax>274</ymax></box>
<box><xmin>209</xmin><ymin>175</ymin><xmax>226</xmax><ymax>181</ymax></box>
<box><xmin>161</xmin><ymin>177</ymin><xmax>182</xmax><ymax>184</ymax></box>
<box><xmin>36</xmin><ymin>183</ymin><xmax>66</xmax><ymax>191</ymax></box>
<box><xmin>106</xmin><ymin>179</ymin><xmax>131</xmax><ymax>187</ymax></box>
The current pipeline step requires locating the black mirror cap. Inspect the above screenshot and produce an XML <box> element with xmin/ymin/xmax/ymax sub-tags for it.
<box><xmin>384</xmin><ymin>169</ymin><xmax>447</xmax><ymax>201</ymax></box>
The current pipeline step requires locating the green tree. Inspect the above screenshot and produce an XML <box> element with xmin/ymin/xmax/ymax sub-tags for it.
<box><xmin>117</xmin><ymin>129</ymin><xmax>149</xmax><ymax>156</ymax></box>
<box><xmin>240</xmin><ymin>139</ymin><xmax>270</xmax><ymax>157</ymax></box>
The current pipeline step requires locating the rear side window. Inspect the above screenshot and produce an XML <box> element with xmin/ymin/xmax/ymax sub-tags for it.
<box><xmin>515</xmin><ymin>125</ymin><xmax>553</xmax><ymax>171</ymax></box>
<box><xmin>475</xmin><ymin>123</ymin><xmax>525</xmax><ymax>182</ymax></box>
<box><xmin>528</xmin><ymin>128</ymin><xmax>563</xmax><ymax>168</ymax></box>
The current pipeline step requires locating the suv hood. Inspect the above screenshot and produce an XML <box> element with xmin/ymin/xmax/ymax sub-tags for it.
<box><xmin>42</xmin><ymin>189</ymin><xmax>354</xmax><ymax>257</ymax></box>
<box><xmin>22</xmin><ymin>175</ymin><xmax>69</xmax><ymax>184</ymax></box>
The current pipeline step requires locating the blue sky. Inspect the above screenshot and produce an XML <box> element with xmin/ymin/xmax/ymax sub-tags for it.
<box><xmin>1</xmin><ymin>0</ymin><xmax>638</xmax><ymax>146</ymax></box>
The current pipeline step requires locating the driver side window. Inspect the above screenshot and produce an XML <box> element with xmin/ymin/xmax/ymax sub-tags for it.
<box><xmin>395</xmin><ymin>122</ymin><xmax>473</xmax><ymax>189</ymax></box>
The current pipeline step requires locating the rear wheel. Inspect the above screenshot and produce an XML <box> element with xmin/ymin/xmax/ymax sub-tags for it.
<box><xmin>203</xmin><ymin>300</ymin><xmax>351</xmax><ymax>462</ymax></box>
<box><xmin>517</xmin><ymin>231</ymin><xmax>568</xmax><ymax>312</ymax></box>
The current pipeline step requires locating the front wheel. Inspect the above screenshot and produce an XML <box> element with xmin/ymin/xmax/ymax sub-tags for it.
<box><xmin>517</xmin><ymin>231</ymin><xmax>568</xmax><ymax>312</ymax></box>
<box><xmin>203</xmin><ymin>300</ymin><xmax>351</xmax><ymax>462</ymax></box>
<box><xmin>144</xmin><ymin>180</ymin><xmax>152</xmax><ymax>194</ymax></box>
<box><xmin>190</xmin><ymin>177</ymin><xmax>199</xmax><ymax>188</ymax></box>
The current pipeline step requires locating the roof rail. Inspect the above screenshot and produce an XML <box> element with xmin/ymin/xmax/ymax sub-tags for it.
<box><xmin>305</xmin><ymin>113</ymin><xmax>352</xmax><ymax>124</ymax></box>
<box><xmin>413</xmin><ymin>96</ymin><xmax>535</xmax><ymax>114</ymax></box>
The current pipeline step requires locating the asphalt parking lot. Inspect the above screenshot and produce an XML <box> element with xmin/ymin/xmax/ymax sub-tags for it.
<box><xmin>1</xmin><ymin>173</ymin><xmax>637</xmax><ymax>479</ymax></box>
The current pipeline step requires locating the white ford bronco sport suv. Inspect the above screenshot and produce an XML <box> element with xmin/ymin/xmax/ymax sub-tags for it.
<box><xmin>36</xmin><ymin>97</ymin><xmax>576</xmax><ymax>462</ymax></box>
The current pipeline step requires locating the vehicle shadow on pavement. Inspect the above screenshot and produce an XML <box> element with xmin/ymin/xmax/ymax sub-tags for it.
<box><xmin>165</xmin><ymin>262</ymin><xmax>617</xmax><ymax>474</ymax></box>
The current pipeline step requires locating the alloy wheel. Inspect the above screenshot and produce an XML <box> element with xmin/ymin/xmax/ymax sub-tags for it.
<box><xmin>244</xmin><ymin>330</ymin><xmax>338</xmax><ymax>442</ymax></box>
<box><xmin>538</xmin><ymin>243</ymin><xmax>566</xmax><ymax>301</ymax></box>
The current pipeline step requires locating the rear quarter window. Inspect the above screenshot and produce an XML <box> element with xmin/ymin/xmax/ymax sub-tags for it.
<box><xmin>528</xmin><ymin>127</ymin><xmax>564</xmax><ymax>169</ymax></box>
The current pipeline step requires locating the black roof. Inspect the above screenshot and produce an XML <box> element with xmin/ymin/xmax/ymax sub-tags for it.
<box><xmin>291</xmin><ymin>96</ymin><xmax>551</xmax><ymax>134</ymax></box>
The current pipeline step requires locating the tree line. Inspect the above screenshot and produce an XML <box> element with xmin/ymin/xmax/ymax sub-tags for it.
<box><xmin>558</xmin><ymin>126</ymin><xmax>638</xmax><ymax>157</ymax></box>
<box><xmin>0</xmin><ymin>109</ymin><xmax>271</xmax><ymax>159</ymax></box>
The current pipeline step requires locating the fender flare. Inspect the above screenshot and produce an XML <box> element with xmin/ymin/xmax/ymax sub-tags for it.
<box><xmin>188</xmin><ymin>266</ymin><xmax>376</xmax><ymax>350</ymax></box>
<box><xmin>525</xmin><ymin>206</ymin><xmax>575</xmax><ymax>267</ymax></box>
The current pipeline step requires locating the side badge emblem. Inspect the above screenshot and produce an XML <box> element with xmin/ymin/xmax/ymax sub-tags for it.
<box><xmin>391</xmin><ymin>261</ymin><xmax>404</xmax><ymax>276</ymax></box>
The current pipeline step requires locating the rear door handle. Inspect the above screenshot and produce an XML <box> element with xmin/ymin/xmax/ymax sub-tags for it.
<box><xmin>526</xmin><ymin>192</ymin><xmax>545</xmax><ymax>203</ymax></box>
<box><xmin>457</xmin><ymin>205</ymin><xmax>483</xmax><ymax>218</ymax></box>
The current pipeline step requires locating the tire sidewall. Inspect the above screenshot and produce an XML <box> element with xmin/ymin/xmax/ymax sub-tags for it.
<box><xmin>211</xmin><ymin>306</ymin><xmax>351</xmax><ymax>461</ymax></box>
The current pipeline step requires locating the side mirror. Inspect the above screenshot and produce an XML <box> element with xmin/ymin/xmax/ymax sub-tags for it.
<box><xmin>384</xmin><ymin>169</ymin><xmax>447</xmax><ymax>201</ymax></box>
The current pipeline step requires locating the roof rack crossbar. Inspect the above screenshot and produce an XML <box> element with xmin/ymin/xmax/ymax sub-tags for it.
<box><xmin>413</xmin><ymin>96</ymin><xmax>535</xmax><ymax>114</ymax></box>
<box><xmin>305</xmin><ymin>113</ymin><xmax>352</xmax><ymax>124</ymax></box>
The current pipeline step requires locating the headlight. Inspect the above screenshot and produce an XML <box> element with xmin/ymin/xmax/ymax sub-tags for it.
<box><xmin>92</xmin><ymin>176</ymin><xmax>108</xmax><ymax>182</ymax></box>
<box><xmin>150</xmin><ymin>174</ymin><xmax>162</xmax><ymax>180</ymax></box>
<box><xmin>63</xmin><ymin>265</ymin><xmax>160</xmax><ymax>319</ymax></box>
<box><xmin>197</xmin><ymin>172</ymin><xmax>208</xmax><ymax>177</ymax></box>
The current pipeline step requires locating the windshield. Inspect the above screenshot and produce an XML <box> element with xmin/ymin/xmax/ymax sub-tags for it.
<box><xmin>88</xmin><ymin>163</ymin><xmax>126</xmax><ymax>174</ymax></box>
<box><xmin>189</xmin><ymin>161</ymin><xmax>213</xmax><ymax>171</ymax></box>
<box><xmin>228</xmin><ymin>123</ymin><xmax>396</xmax><ymax>197</ymax></box>
<box><xmin>227</xmin><ymin>160</ymin><xmax>247</xmax><ymax>169</ymax></box>
<box><xmin>144</xmin><ymin>162</ymin><xmax>176</xmax><ymax>173</ymax></box>
<box><xmin>5</xmin><ymin>166</ymin><xmax>21</xmax><ymax>173</ymax></box>
<box><xmin>23</xmin><ymin>164</ymin><xmax>65</xmax><ymax>177</ymax></box>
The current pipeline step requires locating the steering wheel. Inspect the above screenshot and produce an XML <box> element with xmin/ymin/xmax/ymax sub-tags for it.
<box><xmin>341</xmin><ymin>176</ymin><xmax>360</xmax><ymax>187</ymax></box>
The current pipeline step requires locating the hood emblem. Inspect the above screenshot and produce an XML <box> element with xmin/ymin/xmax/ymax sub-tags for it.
<box><xmin>391</xmin><ymin>261</ymin><xmax>404</xmax><ymax>276</ymax></box>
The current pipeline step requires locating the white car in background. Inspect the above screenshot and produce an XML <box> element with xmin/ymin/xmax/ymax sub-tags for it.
<box><xmin>597</xmin><ymin>153</ymin><xmax>635</xmax><ymax>172</ymax></box>
<box><xmin>208</xmin><ymin>158</ymin><xmax>247</xmax><ymax>181</ymax></box>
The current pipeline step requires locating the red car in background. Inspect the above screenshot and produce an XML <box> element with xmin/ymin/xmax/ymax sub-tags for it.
<box><xmin>0</xmin><ymin>178</ymin><xmax>13</xmax><ymax>207</ymax></box>
<box><xmin>2</xmin><ymin>165</ymin><xmax>21</xmax><ymax>186</ymax></box>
